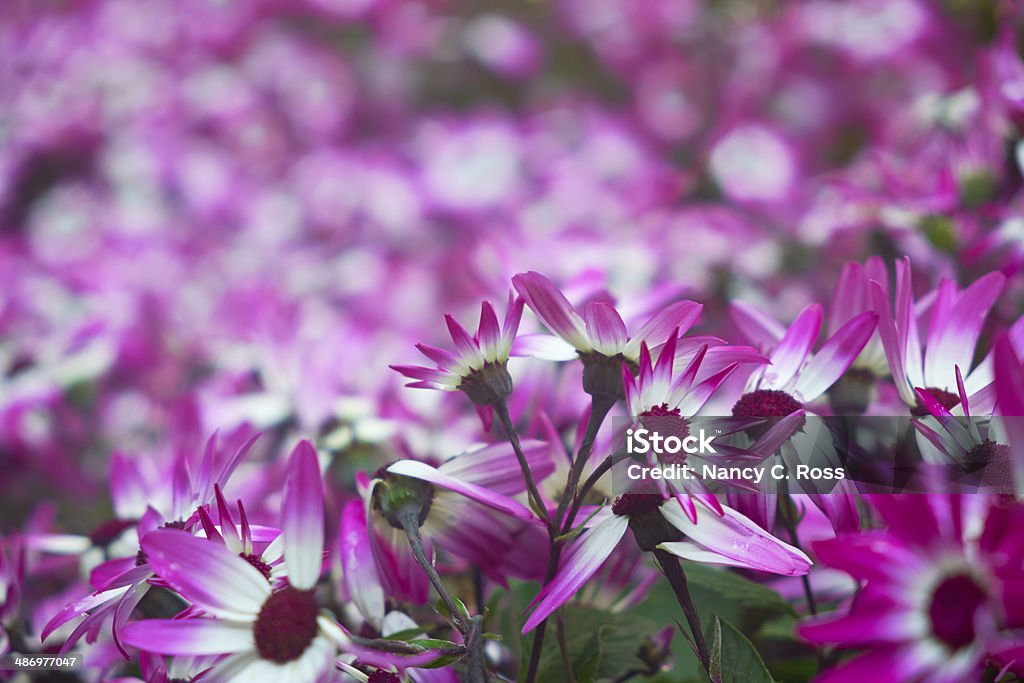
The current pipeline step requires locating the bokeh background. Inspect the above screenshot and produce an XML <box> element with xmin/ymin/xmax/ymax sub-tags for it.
<box><xmin>1</xmin><ymin>0</ymin><xmax>1023</xmax><ymax>677</ymax></box>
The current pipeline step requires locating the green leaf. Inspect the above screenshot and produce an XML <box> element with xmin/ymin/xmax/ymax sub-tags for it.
<box><xmin>434</xmin><ymin>595</ymin><xmax>472</xmax><ymax>623</ymax></box>
<box><xmin>575</xmin><ymin>629</ymin><xmax>602</xmax><ymax>683</ymax></box>
<box><xmin>382</xmin><ymin>627</ymin><xmax>424</xmax><ymax>642</ymax></box>
<box><xmin>708</xmin><ymin>616</ymin><xmax>723</xmax><ymax>683</ymax></box>
<box><xmin>531</xmin><ymin>606</ymin><xmax>657</xmax><ymax>683</ymax></box>
<box><xmin>681</xmin><ymin>562</ymin><xmax>795</xmax><ymax>617</ymax></box>
<box><xmin>756</xmin><ymin>615</ymin><xmax>798</xmax><ymax>641</ymax></box>
<box><xmin>703</xmin><ymin>615</ymin><xmax>774</xmax><ymax>683</ymax></box>
<box><xmin>407</xmin><ymin>639</ymin><xmax>462</xmax><ymax>669</ymax></box>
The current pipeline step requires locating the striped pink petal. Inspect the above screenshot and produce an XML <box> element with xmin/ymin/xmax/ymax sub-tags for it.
<box><xmin>339</xmin><ymin>500</ymin><xmax>384</xmax><ymax>627</ymax></box>
<box><xmin>522</xmin><ymin>514</ymin><xmax>629</xmax><ymax>633</ymax></box>
<box><xmin>511</xmin><ymin>333</ymin><xmax>578</xmax><ymax>360</ymax></box>
<box><xmin>499</xmin><ymin>295</ymin><xmax>526</xmax><ymax>359</ymax></box>
<box><xmin>623</xmin><ymin>300</ymin><xmax>702</xmax><ymax>360</ymax></box>
<box><xmin>584</xmin><ymin>301</ymin><xmax>628</xmax><ymax>355</ymax></box>
<box><xmin>386</xmin><ymin>460</ymin><xmax>537</xmax><ymax>522</ymax></box>
<box><xmin>415</xmin><ymin>343</ymin><xmax>459</xmax><ymax>370</ymax></box>
<box><xmin>437</xmin><ymin>440</ymin><xmax>554</xmax><ymax>497</ymax></box>
<box><xmin>923</xmin><ymin>272</ymin><xmax>1004</xmax><ymax>389</ymax></box>
<box><xmin>766</xmin><ymin>304</ymin><xmax>821</xmax><ymax>390</ymax></box>
<box><xmin>659</xmin><ymin>498</ymin><xmax>811</xmax><ymax>575</ymax></box>
<box><xmin>140</xmin><ymin>530</ymin><xmax>270</xmax><ymax>619</ymax></box>
<box><xmin>282</xmin><ymin>440</ymin><xmax>325</xmax><ymax>590</ymax></box>
<box><xmin>445</xmin><ymin>314</ymin><xmax>485</xmax><ymax>369</ymax></box>
<box><xmin>731</xmin><ymin>301</ymin><xmax>786</xmax><ymax>348</ymax></box>
<box><xmin>795</xmin><ymin>311</ymin><xmax>878</xmax><ymax>401</ymax></box>
<box><xmin>513</xmin><ymin>271</ymin><xmax>592</xmax><ymax>351</ymax></box>
<box><xmin>870</xmin><ymin>278</ymin><xmax>914</xmax><ymax>403</ymax></box>
<box><xmin>121</xmin><ymin>618</ymin><xmax>254</xmax><ymax>655</ymax></box>
<box><xmin>477</xmin><ymin>301</ymin><xmax>502</xmax><ymax>362</ymax></box>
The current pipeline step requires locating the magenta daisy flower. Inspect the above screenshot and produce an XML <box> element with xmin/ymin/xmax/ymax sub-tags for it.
<box><xmin>830</xmin><ymin>257</ymin><xmax>891</xmax><ymax>377</ymax></box>
<box><xmin>120</xmin><ymin>441</ymin><xmax>421</xmax><ymax>683</ymax></box>
<box><xmin>870</xmin><ymin>258</ymin><xmax>1005</xmax><ymax>414</ymax></box>
<box><xmin>40</xmin><ymin>430</ymin><xmax>260</xmax><ymax>656</ymax></box>
<box><xmin>730</xmin><ymin>302</ymin><xmax>878</xmax><ymax>417</ymax></box>
<box><xmin>623</xmin><ymin>332</ymin><xmax>748</xmax><ymax>421</ymax></box>
<box><xmin>912</xmin><ymin>364</ymin><xmax>1015</xmax><ymax>492</ymax></box>
<box><xmin>994</xmin><ymin>333</ymin><xmax>1024</xmax><ymax>495</ymax></box>
<box><xmin>522</xmin><ymin>494</ymin><xmax>811</xmax><ymax>633</ymax></box>
<box><xmin>363</xmin><ymin>440</ymin><xmax>554</xmax><ymax>597</ymax></box>
<box><xmin>512</xmin><ymin>271</ymin><xmax>701</xmax><ymax>398</ymax></box>
<box><xmin>799</xmin><ymin>495</ymin><xmax>1024</xmax><ymax>683</ymax></box>
<box><xmin>621</xmin><ymin>330</ymin><xmax>774</xmax><ymax>514</ymax></box>
<box><xmin>390</xmin><ymin>296</ymin><xmax>524</xmax><ymax>409</ymax></box>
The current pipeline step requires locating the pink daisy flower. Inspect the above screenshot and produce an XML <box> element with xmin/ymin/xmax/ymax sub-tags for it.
<box><xmin>512</xmin><ymin>271</ymin><xmax>702</xmax><ymax>398</ymax></box>
<box><xmin>870</xmin><ymin>257</ymin><xmax>1005</xmax><ymax>414</ymax></box>
<box><xmin>40</xmin><ymin>431</ymin><xmax>260</xmax><ymax>656</ymax></box>
<box><xmin>730</xmin><ymin>302</ymin><xmax>878</xmax><ymax>417</ymax></box>
<box><xmin>390</xmin><ymin>296</ymin><xmax>524</xmax><ymax>405</ymax></box>
<box><xmin>363</xmin><ymin>440</ymin><xmax>554</xmax><ymax>600</ymax></box>
<box><xmin>799</xmin><ymin>495</ymin><xmax>1024</xmax><ymax>683</ymax></box>
<box><xmin>122</xmin><ymin>441</ymin><xmax>431</xmax><ymax>682</ymax></box>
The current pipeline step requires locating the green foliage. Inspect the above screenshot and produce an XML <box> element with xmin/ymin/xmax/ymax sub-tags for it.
<box><xmin>706</xmin><ymin>616</ymin><xmax>775</xmax><ymax>683</ymax></box>
<box><xmin>495</xmin><ymin>561</ymin><xmax>798</xmax><ymax>682</ymax></box>
<box><xmin>531</xmin><ymin>606</ymin><xmax>657</xmax><ymax>683</ymax></box>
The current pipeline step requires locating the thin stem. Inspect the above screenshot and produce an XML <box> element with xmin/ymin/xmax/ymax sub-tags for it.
<box><xmin>653</xmin><ymin>549</ymin><xmax>710</xmax><ymax>676</ymax></box>
<box><xmin>554</xmin><ymin>394</ymin><xmax>616</xmax><ymax>530</ymax></box>
<box><xmin>472</xmin><ymin>565</ymin><xmax>485</xmax><ymax>614</ymax></box>
<box><xmin>525</xmin><ymin>394</ymin><xmax>616</xmax><ymax>683</ymax></box>
<box><xmin>494</xmin><ymin>401</ymin><xmax>553</xmax><ymax>527</ymax></box>
<box><xmin>524</xmin><ymin>618</ymin><xmax>548</xmax><ymax>683</ymax></box>
<box><xmin>777</xmin><ymin>490</ymin><xmax>818</xmax><ymax>615</ymax></box>
<box><xmin>561</xmin><ymin>449</ymin><xmax>630</xmax><ymax>534</ymax></box>
<box><xmin>397</xmin><ymin>510</ymin><xmax>468</xmax><ymax>634</ymax></box>
<box><xmin>555</xmin><ymin>612</ymin><xmax>576</xmax><ymax>683</ymax></box>
<box><xmin>464</xmin><ymin>615</ymin><xmax>489</xmax><ymax>683</ymax></box>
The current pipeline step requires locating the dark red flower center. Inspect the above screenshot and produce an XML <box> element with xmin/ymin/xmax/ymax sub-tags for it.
<box><xmin>911</xmin><ymin>387</ymin><xmax>961</xmax><ymax>417</ymax></box>
<box><xmin>242</xmin><ymin>552</ymin><xmax>273</xmax><ymax>581</ymax></box>
<box><xmin>368</xmin><ymin>672</ymin><xmax>401</xmax><ymax>683</ymax></box>
<box><xmin>639</xmin><ymin>404</ymin><xmax>691</xmax><ymax>464</ymax></box>
<box><xmin>732</xmin><ymin>389</ymin><xmax>803</xmax><ymax>418</ymax></box>
<box><xmin>963</xmin><ymin>439</ymin><xmax>1010</xmax><ymax>474</ymax></box>
<box><xmin>928</xmin><ymin>574</ymin><xmax>987</xmax><ymax>650</ymax></box>
<box><xmin>253</xmin><ymin>586</ymin><xmax>319</xmax><ymax>663</ymax></box>
<box><xmin>612</xmin><ymin>492</ymin><xmax>664</xmax><ymax>518</ymax></box>
<box><xmin>641</xmin><ymin>403</ymin><xmax>682</xmax><ymax>418</ymax></box>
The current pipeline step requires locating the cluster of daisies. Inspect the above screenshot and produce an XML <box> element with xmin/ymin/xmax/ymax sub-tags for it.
<box><xmin>3</xmin><ymin>264</ymin><xmax>1019</xmax><ymax>683</ymax></box>
<box><xmin>3</xmin><ymin>0</ymin><xmax>1024</xmax><ymax>681</ymax></box>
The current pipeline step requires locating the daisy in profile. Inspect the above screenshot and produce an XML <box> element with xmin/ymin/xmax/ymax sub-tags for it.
<box><xmin>870</xmin><ymin>257</ymin><xmax>1005</xmax><ymax>414</ymax></box>
<box><xmin>123</xmin><ymin>441</ymin><xmax>436</xmax><ymax>682</ymax></box>
<box><xmin>363</xmin><ymin>439</ymin><xmax>554</xmax><ymax>599</ymax></box>
<box><xmin>621</xmin><ymin>330</ymin><xmax>776</xmax><ymax>519</ymax></box>
<box><xmin>390</xmin><ymin>296</ymin><xmax>524</xmax><ymax>427</ymax></box>
<box><xmin>512</xmin><ymin>270</ymin><xmax>702</xmax><ymax>398</ymax></box>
